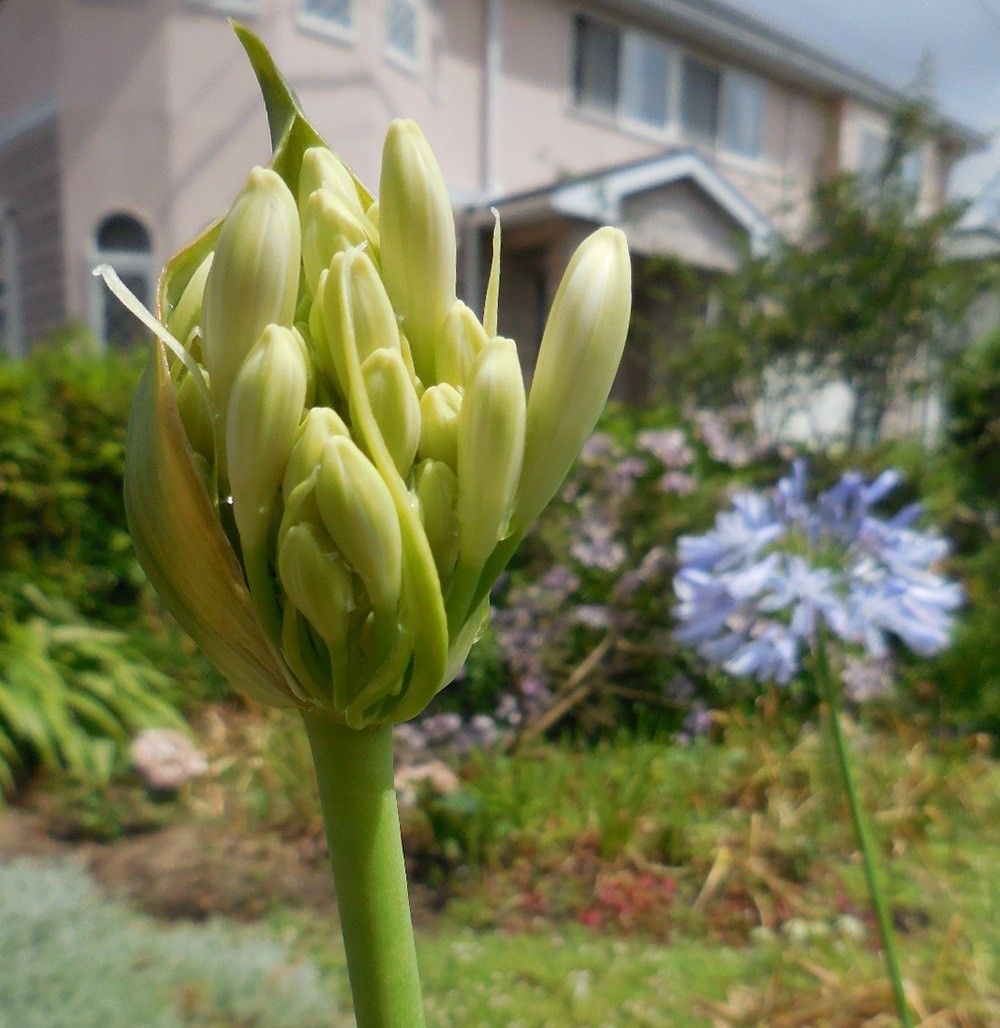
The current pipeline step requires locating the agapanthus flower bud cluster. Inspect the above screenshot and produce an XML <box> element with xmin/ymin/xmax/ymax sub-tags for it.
<box><xmin>113</xmin><ymin>115</ymin><xmax>631</xmax><ymax>730</ymax></box>
<box><xmin>673</xmin><ymin>461</ymin><xmax>962</xmax><ymax>684</ymax></box>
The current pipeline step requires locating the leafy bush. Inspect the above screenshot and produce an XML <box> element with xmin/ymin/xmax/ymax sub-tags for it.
<box><xmin>0</xmin><ymin>588</ymin><xmax>184</xmax><ymax>793</ymax></box>
<box><xmin>945</xmin><ymin>325</ymin><xmax>1000</xmax><ymax>511</ymax></box>
<box><xmin>0</xmin><ymin>331</ymin><xmax>145</xmax><ymax>623</ymax></box>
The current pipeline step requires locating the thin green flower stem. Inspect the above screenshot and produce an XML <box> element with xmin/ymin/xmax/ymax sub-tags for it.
<box><xmin>814</xmin><ymin>630</ymin><xmax>914</xmax><ymax>1028</ymax></box>
<box><xmin>301</xmin><ymin>711</ymin><xmax>425</xmax><ymax>1028</ymax></box>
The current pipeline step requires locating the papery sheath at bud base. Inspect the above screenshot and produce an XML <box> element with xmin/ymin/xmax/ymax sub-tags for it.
<box><xmin>511</xmin><ymin>227</ymin><xmax>631</xmax><ymax>534</ymax></box>
<box><xmin>379</xmin><ymin>119</ymin><xmax>456</xmax><ymax>384</ymax></box>
<box><xmin>202</xmin><ymin>167</ymin><xmax>301</xmax><ymax>422</ymax></box>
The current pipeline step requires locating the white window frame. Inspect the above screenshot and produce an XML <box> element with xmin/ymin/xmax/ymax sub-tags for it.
<box><xmin>297</xmin><ymin>0</ymin><xmax>354</xmax><ymax>44</ymax></box>
<box><xmin>0</xmin><ymin>203</ymin><xmax>25</xmax><ymax>358</ymax></box>
<box><xmin>89</xmin><ymin>217</ymin><xmax>156</xmax><ymax>351</ymax></box>
<box><xmin>385</xmin><ymin>0</ymin><xmax>420</xmax><ymax>73</ymax></box>
<box><xmin>569</xmin><ymin>11</ymin><xmax>767</xmax><ymax>163</ymax></box>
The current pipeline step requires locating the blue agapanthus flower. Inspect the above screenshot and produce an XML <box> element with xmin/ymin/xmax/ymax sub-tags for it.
<box><xmin>673</xmin><ymin>461</ymin><xmax>961</xmax><ymax>684</ymax></box>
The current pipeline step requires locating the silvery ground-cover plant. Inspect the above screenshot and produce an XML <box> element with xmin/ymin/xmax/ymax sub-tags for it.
<box><xmin>102</xmin><ymin>24</ymin><xmax>630</xmax><ymax>1027</ymax></box>
<box><xmin>673</xmin><ymin>459</ymin><xmax>962</xmax><ymax>1027</ymax></box>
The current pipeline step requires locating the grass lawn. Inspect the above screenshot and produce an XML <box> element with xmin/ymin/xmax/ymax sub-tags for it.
<box><xmin>1</xmin><ymin>714</ymin><xmax>997</xmax><ymax>1025</ymax></box>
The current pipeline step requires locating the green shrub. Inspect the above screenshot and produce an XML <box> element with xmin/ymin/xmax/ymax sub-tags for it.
<box><xmin>945</xmin><ymin>325</ymin><xmax>1000</xmax><ymax>511</ymax></box>
<box><xmin>0</xmin><ymin>331</ymin><xmax>145</xmax><ymax>623</ymax></box>
<box><xmin>0</xmin><ymin>587</ymin><xmax>184</xmax><ymax>794</ymax></box>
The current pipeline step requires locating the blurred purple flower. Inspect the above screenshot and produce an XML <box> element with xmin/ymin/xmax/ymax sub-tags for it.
<box><xmin>637</xmin><ymin>428</ymin><xmax>695</xmax><ymax>468</ymax></box>
<box><xmin>673</xmin><ymin>462</ymin><xmax>961</xmax><ymax>685</ymax></box>
<box><xmin>657</xmin><ymin>471</ymin><xmax>697</xmax><ymax>495</ymax></box>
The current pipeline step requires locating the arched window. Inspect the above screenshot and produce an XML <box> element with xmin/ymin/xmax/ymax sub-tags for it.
<box><xmin>0</xmin><ymin>204</ymin><xmax>24</xmax><ymax>357</ymax></box>
<box><xmin>92</xmin><ymin>212</ymin><xmax>154</xmax><ymax>349</ymax></box>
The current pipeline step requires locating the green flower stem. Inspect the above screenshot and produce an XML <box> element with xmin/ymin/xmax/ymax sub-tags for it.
<box><xmin>814</xmin><ymin>631</ymin><xmax>913</xmax><ymax>1028</ymax></box>
<box><xmin>301</xmin><ymin>711</ymin><xmax>425</xmax><ymax>1028</ymax></box>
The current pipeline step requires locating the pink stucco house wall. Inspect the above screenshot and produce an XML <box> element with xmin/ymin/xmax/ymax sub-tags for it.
<box><xmin>0</xmin><ymin>0</ymin><xmax>982</xmax><ymax>369</ymax></box>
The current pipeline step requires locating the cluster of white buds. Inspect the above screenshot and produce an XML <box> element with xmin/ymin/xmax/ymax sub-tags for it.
<box><xmin>113</xmin><ymin>117</ymin><xmax>630</xmax><ymax>730</ymax></box>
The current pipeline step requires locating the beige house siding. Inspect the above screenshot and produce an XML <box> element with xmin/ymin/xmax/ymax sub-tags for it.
<box><xmin>0</xmin><ymin>0</ymin><xmax>977</xmax><ymax>352</ymax></box>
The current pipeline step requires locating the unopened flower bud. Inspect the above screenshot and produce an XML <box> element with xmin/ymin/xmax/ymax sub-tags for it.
<box><xmin>321</xmin><ymin>249</ymin><xmax>400</xmax><ymax>397</ymax></box>
<box><xmin>437</xmin><ymin>300</ymin><xmax>488</xmax><ymax>388</ymax></box>
<box><xmin>282</xmin><ymin>405</ymin><xmax>350</xmax><ymax>500</ymax></box>
<box><xmin>227</xmin><ymin>324</ymin><xmax>308</xmax><ymax>552</ymax></box>
<box><xmin>379</xmin><ymin>119</ymin><xmax>456</xmax><ymax>383</ymax></box>
<box><xmin>415</xmin><ymin>459</ymin><xmax>458</xmax><ymax>582</ymax></box>
<box><xmin>278</xmin><ymin>521</ymin><xmax>355</xmax><ymax>649</ymax></box>
<box><xmin>457</xmin><ymin>337</ymin><xmax>525</xmax><ymax>570</ymax></box>
<box><xmin>298</xmin><ymin>146</ymin><xmax>363</xmax><ymax>217</ymax></box>
<box><xmin>362</xmin><ymin>348</ymin><xmax>420</xmax><ymax>476</ymax></box>
<box><xmin>166</xmin><ymin>252</ymin><xmax>213</xmax><ymax>351</ymax></box>
<box><xmin>302</xmin><ymin>188</ymin><xmax>379</xmax><ymax>296</ymax></box>
<box><xmin>316</xmin><ymin>435</ymin><xmax>402</xmax><ymax>613</ymax></box>
<box><xmin>175</xmin><ymin>366</ymin><xmax>214</xmax><ymax>464</ymax></box>
<box><xmin>512</xmin><ymin>227</ymin><xmax>631</xmax><ymax>534</ymax></box>
<box><xmin>418</xmin><ymin>382</ymin><xmax>462</xmax><ymax>469</ymax></box>
<box><xmin>202</xmin><ymin>167</ymin><xmax>301</xmax><ymax>420</ymax></box>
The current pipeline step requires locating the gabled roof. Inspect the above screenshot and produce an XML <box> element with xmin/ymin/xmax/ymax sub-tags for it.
<box><xmin>484</xmin><ymin>148</ymin><xmax>775</xmax><ymax>253</ymax></box>
<box><xmin>608</xmin><ymin>0</ymin><xmax>985</xmax><ymax>151</ymax></box>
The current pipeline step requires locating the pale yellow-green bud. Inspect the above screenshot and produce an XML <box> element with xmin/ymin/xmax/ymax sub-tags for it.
<box><xmin>379</xmin><ymin>119</ymin><xmax>456</xmax><ymax>383</ymax></box>
<box><xmin>301</xmin><ymin>188</ymin><xmax>379</xmax><ymax>296</ymax></box>
<box><xmin>227</xmin><ymin>324</ymin><xmax>308</xmax><ymax>552</ymax></box>
<box><xmin>366</xmin><ymin>199</ymin><xmax>380</xmax><ymax>230</ymax></box>
<box><xmin>511</xmin><ymin>227</ymin><xmax>631</xmax><ymax>534</ymax></box>
<box><xmin>278</xmin><ymin>521</ymin><xmax>355</xmax><ymax>649</ymax></box>
<box><xmin>321</xmin><ymin>249</ymin><xmax>401</xmax><ymax>397</ymax></box>
<box><xmin>175</xmin><ymin>366</ymin><xmax>214</xmax><ymax>464</ymax></box>
<box><xmin>436</xmin><ymin>300</ymin><xmax>489</xmax><ymax>388</ymax></box>
<box><xmin>362</xmin><ymin>347</ymin><xmax>420</xmax><ymax>476</ymax></box>
<box><xmin>418</xmin><ymin>382</ymin><xmax>462</xmax><ymax>469</ymax></box>
<box><xmin>298</xmin><ymin>146</ymin><xmax>363</xmax><ymax>217</ymax></box>
<box><xmin>166</xmin><ymin>252</ymin><xmax>213</xmax><ymax>350</ymax></box>
<box><xmin>415</xmin><ymin>459</ymin><xmax>458</xmax><ymax>583</ymax></box>
<box><xmin>456</xmin><ymin>337</ymin><xmax>525</xmax><ymax>570</ymax></box>
<box><xmin>292</xmin><ymin>325</ymin><xmax>317</xmax><ymax>408</ymax></box>
<box><xmin>202</xmin><ymin>167</ymin><xmax>301</xmax><ymax>420</ymax></box>
<box><xmin>282</xmin><ymin>405</ymin><xmax>351</xmax><ymax>501</ymax></box>
<box><xmin>316</xmin><ymin>435</ymin><xmax>402</xmax><ymax>613</ymax></box>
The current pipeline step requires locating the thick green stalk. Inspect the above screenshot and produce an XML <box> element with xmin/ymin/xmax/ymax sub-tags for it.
<box><xmin>814</xmin><ymin>632</ymin><xmax>913</xmax><ymax>1028</ymax></box>
<box><xmin>301</xmin><ymin>711</ymin><xmax>425</xmax><ymax>1027</ymax></box>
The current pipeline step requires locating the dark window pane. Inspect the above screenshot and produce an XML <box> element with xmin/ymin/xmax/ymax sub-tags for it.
<box><xmin>104</xmin><ymin>270</ymin><xmax>150</xmax><ymax>350</ymax></box>
<box><xmin>97</xmin><ymin>214</ymin><xmax>151</xmax><ymax>252</ymax></box>
<box><xmin>574</xmin><ymin>15</ymin><xmax>619</xmax><ymax>113</ymax></box>
<box><xmin>681</xmin><ymin>57</ymin><xmax>720</xmax><ymax>138</ymax></box>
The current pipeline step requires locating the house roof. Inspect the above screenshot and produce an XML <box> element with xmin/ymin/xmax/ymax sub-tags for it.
<box><xmin>608</xmin><ymin>0</ymin><xmax>986</xmax><ymax>152</ymax></box>
<box><xmin>479</xmin><ymin>148</ymin><xmax>775</xmax><ymax>266</ymax></box>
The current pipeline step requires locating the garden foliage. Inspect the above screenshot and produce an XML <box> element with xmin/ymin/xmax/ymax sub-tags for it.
<box><xmin>0</xmin><ymin>335</ymin><xmax>201</xmax><ymax>793</ymax></box>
